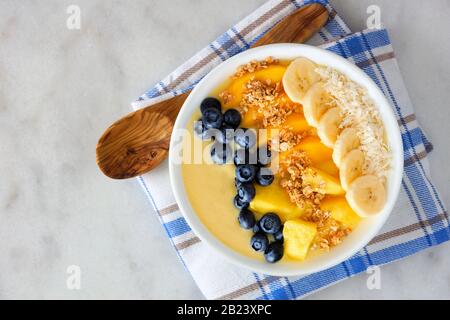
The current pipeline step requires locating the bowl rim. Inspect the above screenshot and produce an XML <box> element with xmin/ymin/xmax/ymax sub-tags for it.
<box><xmin>168</xmin><ymin>43</ymin><xmax>404</xmax><ymax>276</ymax></box>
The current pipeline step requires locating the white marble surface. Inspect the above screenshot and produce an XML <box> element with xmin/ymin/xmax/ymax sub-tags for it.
<box><xmin>0</xmin><ymin>0</ymin><xmax>449</xmax><ymax>299</ymax></box>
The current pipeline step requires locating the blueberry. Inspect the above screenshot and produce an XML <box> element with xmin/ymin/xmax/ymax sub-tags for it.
<box><xmin>234</xmin><ymin>148</ymin><xmax>257</xmax><ymax>166</ymax></box>
<box><xmin>215</xmin><ymin>124</ymin><xmax>234</xmax><ymax>144</ymax></box>
<box><xmin>255</xmin><ymin>168</ymin><xmax>274</xmax><ymax>186</ymax></box>
<box><xmin>203</xmin><ymin>108</ymin><xmax>223</xmax><ymax>129</ymax></box>
<box><xmin>238</xmin><ymin>208</ymin><xmax>256</xmax><ymax>229</ymax></box>
<box><xmin>200</xmin><ymin>97</ymin><xmax>221</xmax><ymax>114</ymax></box>
<box><xmin>253</xmin><ymin>221</ymin><xmax>261</xmax><ymax>233</ymax></box>
<box><xmin>234</xmin><ymin>178</ymin><xmax>242</xmax><ymax>189</ymax></box>
<box><xmin>264</xmin><ymin>241</ymin><xmax>284</xmax><ymax>263</ymax></box>
<box><xmin>251</xmin><ymin>233</ymin><xmax>269</xmax><ymax>252</ymax></box>
<box><xmin>202</xmin><ymin>128</ymin><xmax>217</xmax><ymax>140</ymax></box>
<box><xmin>257</xmin><ymin>147</ymin><xmax>272</xmax><ymax>166</ymax></box>
<box><xmin>235</xmin><ymin>164</ymin><xmax>256</xmax><ymax>183</ymax></box>
<box><xmin>234</xmin><ymin>128</ymin><xmax>256</xmax><ymax>149</ymax></box>
<box><xmin>223</xmin><ymin>109</ymin><xmax>241</xmax><ymax>128</ymax></box>
<box><xmin>210</xmin><ymin>143</ymin><xmax>232</xmax><ymax>164</ymax></box>
<box><xmin>274</xmin><ymin>225</ymin><xmax>284</xmax><ymax>243</ymax></box>
<box><xmin>259</xmin><ymin>213</ymin><xmax>282</xmax><ymax>234</ymax></box>
<box><xmin>193</xmin><ymin>119</ymin><xmax>214</xmax><ymax>140</ymax></box>
<box><xmin>233</xmin><ymin>194</ymin><xmax>249</xmax><ymax>210</ymax></box>
<box><xmin>194</xmin><ymin>119</ymin><xmax>204</xmax><ymax>137</ymax></box>
<box><xmin>237</xmin><ymin>182</ymin><xmax>256</xmax><ymax>203</ymax></box>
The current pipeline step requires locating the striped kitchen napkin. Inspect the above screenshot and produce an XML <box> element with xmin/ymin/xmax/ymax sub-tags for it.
<box><xmin>132</xmin><ymin>0</ymin><xmax>449</xmax><ymax>299</ymax></box>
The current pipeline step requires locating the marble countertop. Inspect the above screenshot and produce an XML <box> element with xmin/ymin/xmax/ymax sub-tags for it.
<box><xmin>1</xmin><ymin>0</ymin><xmax>449</xmax><ymax>299</ymax></box>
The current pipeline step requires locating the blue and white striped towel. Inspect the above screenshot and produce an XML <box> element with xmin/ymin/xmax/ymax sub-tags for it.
<box><xmin>132</xmin><ymin>0</ymin><xmax>449</xmax><ymax>299</ymax></box>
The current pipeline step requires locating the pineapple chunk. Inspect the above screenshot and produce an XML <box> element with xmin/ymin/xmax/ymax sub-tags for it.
<box><xmin>321</xmin><ymin>196</ymin><xmax>361</xmax><ymax>229</ymax></box>
<box><xmin>250</xmin><ymin>178</ymin><xmax>307</xmax><ymax>222</ymax></box>
<box><xmin>283</xmin><ymin>219</ymin><xmax>317</xmax><ymax>260</ymax></box>
<box><xmin>302</xmin><ymin>167</ymin><xmax>345</xmax><ymax>195</ymax></box>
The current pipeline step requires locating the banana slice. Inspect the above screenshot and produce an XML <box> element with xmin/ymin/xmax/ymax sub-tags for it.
<box><xmin>317</xmin><ymin>107</ymin><xmax>341</xmax><ymax>148</ymax></box>
<box><xmin>346</xmin><ymin>175</ymin><xmax>386</xmax><ymax>217</ymax></box>
<box><xmin>282</xmin><ymin>57</ymin><xmax>320</xmax><ymax>103</ymax></box>
<box><xmin>339</xmin><ymin>149</ymin><xmax>365</xmax><ymax>191</ymax></box>
<box><xmin>333</xmin><ymin>128</ymin><xmax>360</xmax><ymax>168</ymax></box>
<box><xmin>302</xmin><ymin>82</ymin><xmax>333</xmax><ymax>127</ymax></box>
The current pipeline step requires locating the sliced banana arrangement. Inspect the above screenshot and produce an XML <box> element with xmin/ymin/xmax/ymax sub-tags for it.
<box><xmin>333</xmin><ymin>128</ymin><xmax>360</xmax><ymax>167</ymax></box>
<box><xmin>317</xmin><ymin>107</ymin><xmax>341</xmax><ymax>148</ymax></box>
<box><xmin>282</xmin><ymin>57</ymin><xmax>320</xmax><ymax>104</ymax></box>
<box><xmin>339</xmin><ymin>149</ymin><xmax>364</xmax><ymax>191</ymax></box>
<box><xmin>302</xmin><ymin>82</ymin><xmax>333</xmax><ymax>127</ymax></box>
<box><xmin>283</xmin><ymin>57</ymin><xmax>389</xmax><ymax>218</ymax></box>
<box><xmin>346</xmin><ymin>175</ymin><xmax>386</xmax><ymax>217</ymax></box>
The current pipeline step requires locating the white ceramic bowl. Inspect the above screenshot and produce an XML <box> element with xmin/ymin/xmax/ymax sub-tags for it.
<box><xmin>169</xmin><ymin>44</ymin><xmax>403</xmax><ymax>276</ymax></box>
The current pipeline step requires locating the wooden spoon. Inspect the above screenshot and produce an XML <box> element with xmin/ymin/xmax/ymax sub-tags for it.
<box><xmin>96</xmin><ymin>3</ymin><xmax>329</xmax><ymax>179</ymax></box>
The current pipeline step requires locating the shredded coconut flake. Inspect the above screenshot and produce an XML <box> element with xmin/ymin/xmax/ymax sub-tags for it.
<box><xmin>316</xmin><ymin>66</ymin><xmax>391</xmax><ymax>179</ymax></box>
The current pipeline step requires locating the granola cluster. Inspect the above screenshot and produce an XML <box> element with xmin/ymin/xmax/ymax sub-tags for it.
<box><xmin>273</xmin><ymin>128</ymin><xmax>306</xmax><ymax>152</ymax></box>
<box><xmin>233</xmin><ymin>56</ymin><xmax>278</xmax><ymax>78</ymax></box>
<box><xmin>279</xmin><ymin>151</ymin><xmax>323</xmax><ymax>208</ymax></box>
<box><xmin>219</xmin><ymin>90</ymin><xmax>233</xmax><ymax>105</ymax></box>
<box><xmin>239</xmin><ymin>78</ymin><xmax>304</xmax><ymax>131</ymax></box>
<box><xmin>278</xmin><ymin>150</ymin><xmax>351</xmax><ymax>251</ymax></box>
<box><xmin>240</xmin><ymin>79</ymin><xmax>283</xmax><ymax>126</ymax></box>
<box><xmin>311</xmin><ymin>219</ymin><xmax>352</xmax><ymax>251</ymax></box>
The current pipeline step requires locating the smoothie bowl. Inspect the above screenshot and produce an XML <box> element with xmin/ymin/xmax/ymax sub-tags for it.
<box><xmin>169</xmin><ymin>44</ymin><xmax>403</xmax><ymax>276</ymax></box>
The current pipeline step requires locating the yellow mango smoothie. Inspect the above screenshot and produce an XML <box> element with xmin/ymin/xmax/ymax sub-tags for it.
<box><xmin>180</xmin><ymin>57</ymin><xmax>390</xmax><ymax>264</ymax></box>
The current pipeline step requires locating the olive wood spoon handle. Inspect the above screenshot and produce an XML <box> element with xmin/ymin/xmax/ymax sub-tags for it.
<box><xmin>96</xmin><ymin>3</ymin><xmax>329</xmax><ymax>179</ymax></box>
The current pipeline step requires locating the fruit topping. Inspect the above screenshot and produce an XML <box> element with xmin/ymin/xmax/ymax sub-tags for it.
<box><xmin>273</xmin><ymin>226</ymin><xmax>284</xmax><ymax>243</ymax></box>
<box><xmin>317</xmin><ymin>107</ymin><xmax>341</xmax><ymax>148</ymax></box>
<box><xmin>282</xmin><ymin>57</ymin><xmax>320</xmax><ymax>103</ymax></box>
<box><xmin>332</xmin><ymin>127</ymin><xmax>360</xmax><ymax>168</ymax></box>
<box><xmin>233</xmin><ymin>148</ymin><xmax>256</xmax><ymax>166</ymax></box>
<box><xmin>256</xmin><ymin>147</ymin><xmax>271</xmax><ymax>167</ymax></box>
<box><xmin>215</xmin><ymin>124</ymin><xmax>234</xmax><ymax>144</ymax></box>
<box><xmin>237</xmin><ymin>182</ymin><xmax>256</xmax><ymax>203</ymax></box>
<box><xmin>233</xmin><ymin>194</ymin><xmax>249</xmax><ymax>210</ymax></box>
<box><xmin>203</xmin><ymin>107</ymin><xmax>223</xmax><ymax>129</ymax></box>
<box><xmin>234</xmin><ymin>128</ymin><xmax>256</xmax><ymax>149</ymax></box>
<box><xmin>339</xmin><ymin>149</ymin><xmax>365</xmax><ymax>191</ymax></box>
<box><xmin>259</xmin><ymin>213</ymin><xmax>282</xmax><ymax>234</ymax></box>
<box><xmin>210</xmin><ymin>143</ymin><xmax>232</xmax><ymax>165</ymax></box>
<box><xmin>264</xmin><ymin>241</ymin><xmax>284</xmax><ymax>263</ymax></box>
<box><xmin>200</xmin><ymin>97</ymin><xmax>221</xmax><ymax>114</ymax></box>
<box><xmin>250</xmin><ymin>180</ymin><xmax>307</xmax><ymax>222</ymax></box>
<box><xmin>302</xmin><ymin>82</ymin><xmax>333</xmax><ymax>127</ymax></box>
<box><xmin>193</xmin><ymin>119</ymin><xmax>204</xmax><ymax>137</ymax></box>
<box><xmin>255</xmin><ymin>168</ymin><xmax>274</xmax><ymax>186</ymax></box>
<box><xmin>223</xmin><ymin>108</ymin><xmax>242</xmax><ymax>128</ymax></box>
<box><xmin>345</xmin><ymin>175</ymin><xmax>386</xmax><ymax>217</ymax></box>
<box><xmin>320</xmin><ymin>196</ymin><xmax>360</xmax><ymax>230</ymax></box>
<box><xmin>283</xmin><ymin>219</ymin><xmax>317</xmax><ymax>260</ymax></box>
<box><xmin>252</xmin><ymin>221</ymin><xmax>261</xmax><ymax>233</ymax></box>
<box><xmin>251</xmin><ymin>233</ymin><xmax>269</xmax><ymax>252</ymax></box>
<box><xmin>235</xmin><ymin>164</ymin><xmax>256</xmax><ymax>183</ymax></box>
<box><xmin>238</xmin><ymin>208</ymin><xmax>256</xmax><ymax>230</ymax></box>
